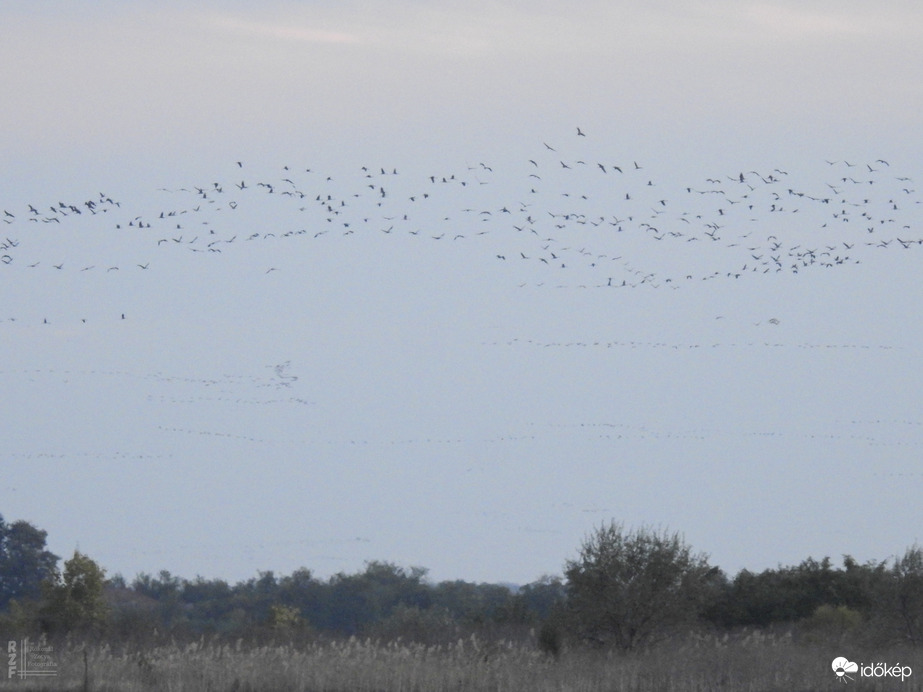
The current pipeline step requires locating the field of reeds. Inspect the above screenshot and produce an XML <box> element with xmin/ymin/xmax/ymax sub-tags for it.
<box><xmin>3</xmin><ymin>631</ymin><xmax>920</xmax><ymax>692</ymax></box>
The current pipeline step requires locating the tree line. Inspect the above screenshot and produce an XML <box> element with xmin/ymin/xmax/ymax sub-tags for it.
<box><xmin>1</xmin><ymin>513</ymin><xmax>921</xmax><ymax>652</ymax></box>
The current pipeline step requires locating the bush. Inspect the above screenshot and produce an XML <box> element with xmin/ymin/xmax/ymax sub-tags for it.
<box><xmin>564</xmin><ymin>522</ymin><xmax>718</xmax><ymax>650</ymax></box>
<box><xmin>800</xmin><ymin>604</ymin><xmax>862</xmax><ymax>644</ymax></box>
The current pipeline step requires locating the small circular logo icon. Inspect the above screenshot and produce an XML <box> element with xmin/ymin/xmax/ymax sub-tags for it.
<box><xmin>832</xmin><ymin>657</ymin><xmax>858</xmax><ymax>683</ymax></box>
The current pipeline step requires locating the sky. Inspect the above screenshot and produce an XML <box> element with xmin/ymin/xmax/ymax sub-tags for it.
<box><xmin>1</xmin><ymin>1</ymin><xmax>922</xmax><ymax>586</ymax></box>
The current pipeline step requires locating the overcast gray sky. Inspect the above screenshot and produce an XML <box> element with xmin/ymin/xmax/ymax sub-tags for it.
<box><xmin>1</xmin><ymin>1</ymin><xmax>922</xmax><ymax>585</ymax></box>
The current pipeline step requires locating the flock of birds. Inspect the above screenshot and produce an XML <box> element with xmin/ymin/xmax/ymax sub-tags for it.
<box><xmin>2</xmin><ymin>129</ymin><xmax>920</xmax><ymax>454</ymax></box>
<box><xmin>2</xmin><ymin>129</ymin><xmax>920</xmax><ymax>452</ymax></box>
<box><xmin>1</xmin><ymin>128</ymin><xmax>921</xmax><ymax>326</ymax></box>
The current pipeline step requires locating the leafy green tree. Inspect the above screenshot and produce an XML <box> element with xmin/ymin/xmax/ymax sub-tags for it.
<box><xmin>518</xmin><ymin>576</ymin><xmax>566</xmax><ymax>621</ymax></box>
<box><xmin>889</xmin><ymin>544</ymin><xmax>923</xmax><ymax>646</ymax></box>
<box><xmin>564</xmin><ymin>522</ymin><xmax>717</xmax><ymax>650</ymax></box>
<box><xmin>132</xmin><ymin>570</ymin><xmax>189</xmax><ymax>633</ymax></box>
<box><xmin>325</xmin><ymin>561</ymin><xmax>431</xmax><ymax>635</ymax></box>
<box><xmin>40</xmin><ymin>551</ymin><xmax>108</xmax><ymax>635</ymax></box>
<box><xmin>132</xmin><ymin>570</ymin><xmax>183</xmax><ymax>601</ymax></box>
<box><xmin>707</xmin><ymin>555</ymin><xmax>891</xmax><ymax>630</ymax></box>
<box><xmin>430</xmin><ymin>580</ymin><xmax>516</xmax><ymax>625</ymax></box>
<box><xmin>840</xmin><ymin>554</ymin><xmax>889</xmax><ymax>614</ymax></box>
<box><xmin>234</xmin><ymin>570</ymin><xmax>279</xmax><ymax>626</ymax></box>
<box><xmin>176</xmin><ymin>576</ymin><xmax>236</xmax><ymax>635</ymax></box>
<box><xmin>0</xmin><ymin>514</ymin><xmax>59</xmax><ymax>611</ymax></box>
<box><xmin>277</xmin><ymin>567</ymin><xmax>322</xmax><ymax>624</ymax></box>
<box><xmin>103</xmin><ymin>576</ymin><xmax>160</xmax><ymax>645</ymax></box>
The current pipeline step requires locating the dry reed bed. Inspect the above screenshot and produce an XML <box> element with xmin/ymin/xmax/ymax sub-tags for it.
<box><xmin>2</xmin><ymin>632</ymin><xmax>919</xmax><ymax>691</ymax></box>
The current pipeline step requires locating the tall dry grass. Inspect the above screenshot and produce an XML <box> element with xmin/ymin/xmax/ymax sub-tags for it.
<box><xmin>1</xmin><ymin>631</ymin><xmax>919</xmax><ymax>691</ymax></box>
